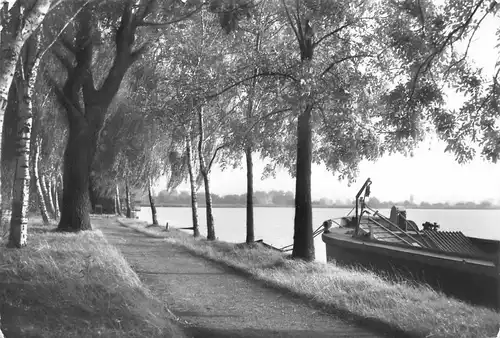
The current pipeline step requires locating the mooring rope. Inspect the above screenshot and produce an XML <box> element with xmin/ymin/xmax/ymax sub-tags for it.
<box><xmin>279</xmin><ymin>217</ymin><xmax>344</xmax><ymax>252</ymax></box>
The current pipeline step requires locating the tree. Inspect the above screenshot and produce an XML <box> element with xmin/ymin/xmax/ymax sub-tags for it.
<box><xmin>49</xmin><ymin>1</ymin><xmax>153</xmax><ymax>231</ymax></box>
<box><xmin>33</xmin><ymin>136</ymin><xmax>50</xmax><ymax>224</ymax></box>
<box><xmin>0</xmin><ymin>0</ymin><xmax>65</xmax><ymax>224</ymax></box>
<box><xmin>8</xmin><ymin>32</ymin><xmax>42</xmax><ymax>247</ymax></box>
<box><xmin>161</xmin><ymin>6</ymin><xmax>247</xmax><ymax>240</ymax></box>
<box><xmin>217</xmin><ymin>0</ymin><xmax>444</xmax><ymax>260</ymax></box>
<box><xmin>185</xmin><ymin>121</ymin><xmax>201</xmax><ymax>237</ymax></box>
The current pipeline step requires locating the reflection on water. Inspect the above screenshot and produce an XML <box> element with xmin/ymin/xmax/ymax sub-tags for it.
<box><xmin>137</xmin><ymin>207</ymin><xmax>500</xmax><ymax>263</ymax></box>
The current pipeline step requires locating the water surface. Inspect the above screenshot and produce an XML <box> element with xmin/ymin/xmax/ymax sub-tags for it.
<box><xmin>137</xmin><ymin>207</ymin><xmax>500</xmax><ymax>262</ymax></box>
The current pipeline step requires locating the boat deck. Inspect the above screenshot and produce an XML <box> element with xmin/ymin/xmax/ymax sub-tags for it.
<box><xmin>324</xmin><ymin>226</ymin><xmax>496</xmax><ymax>272</ymax></box>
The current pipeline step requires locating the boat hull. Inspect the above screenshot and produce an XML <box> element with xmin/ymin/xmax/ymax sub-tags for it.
<box><xmin>323</xmin><ymin>231</ymin><xmax>500</xmax><ymax>309</ymax></box>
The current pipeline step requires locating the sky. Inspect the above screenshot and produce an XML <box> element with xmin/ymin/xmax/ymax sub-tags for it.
<box><xmin>158</xmin><ymin>12</ymin><xmax>500</xmax><ymax>205</ymax></box>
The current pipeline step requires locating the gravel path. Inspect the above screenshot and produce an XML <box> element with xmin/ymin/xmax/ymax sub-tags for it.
<box><xmin>96</xmin><ymin>219</ymin><xmax>389</xmax><ymax>338</ymax></box>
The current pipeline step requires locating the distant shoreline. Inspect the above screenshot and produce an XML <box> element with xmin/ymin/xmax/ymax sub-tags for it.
<box><xmin>140</xmin><ymin>204</ymin><xmax>500</xmax><ymax>210</ymax></box>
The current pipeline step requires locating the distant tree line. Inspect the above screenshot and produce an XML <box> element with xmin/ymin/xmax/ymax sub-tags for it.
<box><xmin>141</xmin><ymin>190</ymin><xmax>499</xmax><ymax>209</ymax></box>
<box><xmin>141</xmin><ymin>190</ymin><xmax>297</xmax><ymax>207</ymax></box>
<box><xmin>367</xmin><ymin>197</ymin><xmax>499</xmax><ymax>210</ymax></box>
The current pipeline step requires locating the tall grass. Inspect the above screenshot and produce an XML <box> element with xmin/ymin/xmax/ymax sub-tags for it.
<box><xmin>0</xmin><ymin>219</ymin><xmax>184</xmax><ymax>338</ymax></box>
<box><xmin>119</xmin><ymin>218</ymin><xmax>500</xmax><ymax>338</ymax></box>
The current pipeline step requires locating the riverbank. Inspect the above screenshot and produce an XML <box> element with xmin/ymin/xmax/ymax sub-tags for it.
<box><xmin>0</xmin><ymin>217</ymin><xmax>184</xmax><ymax>338</ymax></box>
<box><xmin>118</xmin><ymin>218</ymin><xmax>499</xmax><ymax>338</ymax></box>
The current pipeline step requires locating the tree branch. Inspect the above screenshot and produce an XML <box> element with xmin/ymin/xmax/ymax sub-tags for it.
<box><xmin>208</xmin><ymin>72</ymin><xmax>297</xmax><ymax>99</ymax></box>
<box><xmin>321</xmin><ymin>53</ymin><xmax>373</xmax><ymax>77</ymax></box>
<box><xmin>48</xmin><ymin>75</ymin><xmax>85</xmax><ymax>123</ymax></box>
<box><xmin>207</xmin><ymin>143</ymin><xmax>228</xmax><ymax>172</ymax></box>
<box><xmin>244</xmin><ymin>107</ymin><xmax>292</xmax><ymax>135</ymax></box>
<box><xmin>281</xmin><ymin>0</ymin><xmax>301</xmax><ymax>44</ymax></box>
<box><xmin>406</xmin><ymin>0</ymin><xmax>487</xmax><ymax>102</ymax></box>
<box><xmin>51</xmin><ymin>44</ymin><xmax>74</xmax><ymax>71</ymax></box>
<box><xmin>137</xmin><ymin>5</ymin><xmax>203</xmax><ymax>28</ymax></box>
<box><xmin>96</xmin><ymin>3</ymin><xmax>139</xmax><ymax>103</ymax></box>
<box><xmin>37</xmin><ymin>0</ymin><xmax>91</xmax><ymax>61</ymax></box>
<box><xmin>313</xmin><ymin>22</ymin><xmax>354</xmax><ymax>48</ymax></box>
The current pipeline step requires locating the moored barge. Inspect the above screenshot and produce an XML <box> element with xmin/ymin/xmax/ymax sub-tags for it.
<box><xmin>322</xmin><ymin>178</ymin><xmax>500</xmax><ymax>309</ymax></box>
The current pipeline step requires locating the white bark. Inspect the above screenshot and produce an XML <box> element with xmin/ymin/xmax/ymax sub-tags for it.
<box><xmin>51</xmin><ymin>177</ymin><xmax>60</xmax><ymax>219</ymax></box>
<box><xmin>34</xmin><ymin>137</ymin><xmax>49</xmax><ymax>224</ymax></box>
<box><xmin>186</xmin><ymin>133</ymin><xmax>200</xmax><ymax>237</ymax></box>
<box><xmin>0</xmin><ymin>0</ymin><xmax>53</xmax><ymax>127</ymax></box>
<box><xmin>8</xmin><ymin>36</ymin><xmax>41</xmax><ymax>247</ymax></box>
<box><xmin>115</xmin><ymin>184</ymin><xmax>122</xmax><ymax>215</ymax></box>
<box><xmin>45</xmin><ymin>176</ymin><xmax>56</xmax><ymax>218</ymax></box>
<box><xmin>40</xmin><ymin>173</ymin><xmax>54</xmax><ymax>218</ymax></box>
<box><xmin>0</xmin><ymin>0</ymin><xmax>55</xmax><ymax>230</ymax></box>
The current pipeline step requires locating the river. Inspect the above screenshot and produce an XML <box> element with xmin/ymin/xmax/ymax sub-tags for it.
<box><xmin>136</xmin><ymin>207</ymin><xmax>500</xmax><ymax>262</ymax></box>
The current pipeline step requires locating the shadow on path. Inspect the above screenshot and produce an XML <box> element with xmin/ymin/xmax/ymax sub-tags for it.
<box><xmin>96</xmin><ymin>219</ymin><xmax>391</xmax><ymax>338</ymax></box>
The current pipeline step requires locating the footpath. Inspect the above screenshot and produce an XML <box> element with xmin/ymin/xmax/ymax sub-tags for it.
<box><xmin>95</xmin><ymin>218</ymin><xmax>389</xmax><ymax>338</ymax></box>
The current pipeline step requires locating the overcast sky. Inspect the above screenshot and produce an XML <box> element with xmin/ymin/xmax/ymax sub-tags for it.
<box><xmin>159</xmin><ymin>13</ymin><xmax>500</xmax><ymax>204</ymax></box>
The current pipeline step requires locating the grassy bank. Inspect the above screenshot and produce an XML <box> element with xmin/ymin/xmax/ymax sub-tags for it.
<box><xmin>0</xmin><ymin>218</ymin><xmax>184</xmax><ymax>338</ymax></box>
<box><xmin>118</xmin><ymin>218</ymin><xmax>499</xmax><ymax>338</ymax></box>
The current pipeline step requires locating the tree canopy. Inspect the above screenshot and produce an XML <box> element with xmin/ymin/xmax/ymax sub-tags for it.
<box><xmin>1</xmin><ymin>0</ymin><xmax>500</xmax><ymax>258</ymax></box>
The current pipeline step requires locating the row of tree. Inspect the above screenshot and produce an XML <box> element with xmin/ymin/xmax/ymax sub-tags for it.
<box><xmin>1</xmin><ymin>0</ymin><xmax>499</xmax><ymax>262</ymax></box>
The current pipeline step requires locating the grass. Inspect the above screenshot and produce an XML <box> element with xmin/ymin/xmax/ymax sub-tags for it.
<box><xmin>0</xmin><ymin>218</ymin><xmax>185</xmax><ymax>338</ymax></box>
<box><xmin>119</xmin><ymin>218</ymin><xmax>500</xmax><ymax>338</ymax></box>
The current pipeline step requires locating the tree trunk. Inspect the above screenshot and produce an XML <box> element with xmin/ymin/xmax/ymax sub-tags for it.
<box><xmin>125</xmin><ymin>179</ymin><xmax>131</xmax><ymax>218</ymax></box>
<box><xmin>0</xmin><ymin>1</ymin><xmax>53</xmax><ymax>224</ymax></box>
<box><xmin>245</xmin><ymin>146</ymin><xmax>254</xmax><ymax>244</ymax></box>
<box><xmin>186</xmin><ymin>133</ymin><xmax>200</xmax><ymax>237</ymax></box>
<box><xmin>88</xmin><ymin>175</ymin><xmax>97</xmax><ymax>213</ymax></box>
<box><xmin>40</xmin><ymin>173</ymin><xmax>54</xmax><ymax>218</ymax></box>
<box><xmin>201</xmin><ymin>170</ymin><xmax>215</xmax><ymax>240</ymax></box>
<box><xmin>33</xmin><ymin>137</ymin><xmax>49</xmax><ymax>224</ymax></box>
<box><xmin>148</xmin><ymin>178</ymin><xmax>158</xmax><ymax>225</ymax></box>
<box><xmin>52</xmin><ymin>177</ymin><xmax>60</xmax><ymax>220</ymax></box>
<box><xmin>245</xmin><ymin>32</ymin><xmax>259</xmax><ymax>244</ymax></box>
<box><xmin>56</xmin><ymin>5</ymin><xmax>146</xmax><ymax>231</ymax></box>
<box><xmin>8</xmin><ymin>72</ymin><xmax>33</xmax><ymax>247</ymax></box>
<box><xmin>57</xmin><ymin>120</ymin><xmax>94</xmax><ymax>231</ymax></box>
<box><xmin>292</xmin><ymin>104</ymin><xmax>315</xmax><ymax>261</ymax></box>
<box><xmin>197</xmin><ymin>106</ymin><xmax>215</xmax><ymax>240</ymax></box>
<box><xmin>115</xmin><ymin>184</ymin><xmax>122</xmax><ymax>216</ymax></box>
<box><xmin>8</xmin><ymin>28</ymin><xmax>44</xmax><ymax>246</ymax></box>
<box><xmin>45</xmin><ymin>176</ymin><xmax>56</xmax><ymax>218</ymax></box>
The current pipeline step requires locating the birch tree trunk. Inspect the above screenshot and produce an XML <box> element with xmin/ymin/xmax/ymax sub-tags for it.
<box><xmin>115</xmin><ymin>184</ymin><xmax>122</xmax><ymax>215</ymax></box>
<box><xmin>8</xmin><ymin>31</ymin><xmax>42</xmax><ymax>247</ymax></box>
<box><xmin>125</xmin><ymin>179</ymin><xmax>131</xmax><ymax>218</ymax></box>
<box><xmin>0</xmin><ymin>0</ymin><xmax>54</xmax><ymax>224</ymax></box>
<box><xmin>8</xmin><ymin>72</ymin><xmax>31</xmax><ymax>247</ymax></box>
<box><xmin>45</xmin><ymin>176</ymin><xmax>56</xmax><ymax>218</ymax></box>
<box><xmin>197</xmin><ymin>106</ymin><xmax>215</xmax><ymax>240</ymax></box>
<box><xmin>52</xmin><ymin>177</ymin><xmax>60</xmax><ymax>219</ymax></box>
<box><xmin>186</xmin><ymin>133</ymin><xmax>200</xmax><ymax>237</ymax></box>
<box><xmin>40</xmin><ymin>173</ymin><xmax>54</xmax><ymax>218</ymax></box>
<box><xmin>33</xmin><ymin>137</ymin><xmax>49</xmax><ymax>224</ymax></box>
<box><xmin>148</xmin><ymin>178</ymin><xmax>158</xmax><ymax>225</ymax></box>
